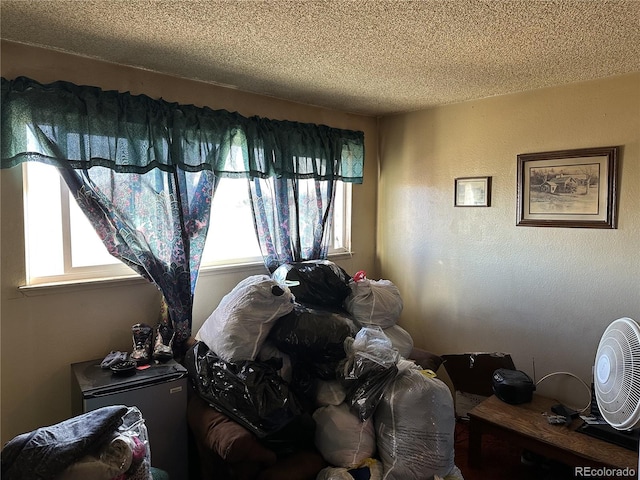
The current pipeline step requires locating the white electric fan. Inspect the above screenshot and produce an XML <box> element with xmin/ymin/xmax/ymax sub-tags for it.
<box><xmin>593</xmin><ymin>317</ymin><xmax>640</xmax><ymax>471</ymax></box>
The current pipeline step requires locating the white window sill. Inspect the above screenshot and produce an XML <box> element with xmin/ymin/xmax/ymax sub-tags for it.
<box><xmin>18</xmin><ymin>251</ymin><xmax>354</xmax><ymax>296</ymax></box>
<box><xmin>18</xmin><ymin>274</ymin><xmax>150</xmax><ymax>296</ymax></box>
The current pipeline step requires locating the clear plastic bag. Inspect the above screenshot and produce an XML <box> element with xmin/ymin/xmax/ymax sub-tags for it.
<box><xmin>118</xmin><ymin>407</ymin><xmax>152</xmax><ymax>480</ymax></box>
<box><xmin>341</xmin><ymin>327</ymin><xmax>399</xmax><ymax>421</ymax></box>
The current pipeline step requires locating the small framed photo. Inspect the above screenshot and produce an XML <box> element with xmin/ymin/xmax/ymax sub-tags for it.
<box><xmin>455</xmin><ymin>176</ymin><xmax>492</xmax><ymax>207</ymax></box>
<box><xmin>516</xmin><ymin>146</ymin><xmax>618</xmax><ymax>228</ymax></box>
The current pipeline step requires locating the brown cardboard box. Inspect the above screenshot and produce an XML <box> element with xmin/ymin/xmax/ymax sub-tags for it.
<box><xmin>441</xmin><ymin>352</ymin><xmax>516</xmax><ymax>417</ymax></box>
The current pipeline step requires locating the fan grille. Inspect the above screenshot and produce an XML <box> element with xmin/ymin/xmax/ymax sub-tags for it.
<box><xmin>594</xmin><ymin>317</ymin><xmax>640</xmax><ymax>430</ymax></box>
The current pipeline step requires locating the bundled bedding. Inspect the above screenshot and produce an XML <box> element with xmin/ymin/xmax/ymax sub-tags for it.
<box><xmin>1</xmin><ymin>406</ymin><xmax>153</xmax><ymax>480</ymax></box>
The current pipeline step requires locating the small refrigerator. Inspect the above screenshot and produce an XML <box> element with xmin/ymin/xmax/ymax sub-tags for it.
<box><xmin>71</xmin><ymin>358</ymin><xmax>189</xmax><ymax>480</ymax></box>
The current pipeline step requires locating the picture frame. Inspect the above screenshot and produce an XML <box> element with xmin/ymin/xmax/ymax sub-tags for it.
<box><xmin>455</xmin><ymin>176</ymin><xmax>492</xmax><ymax>207</ymax></box>
<box><xmin>516</xmin><ymin>146</ymin><xmax>619</xmax><ymax>228</ymax></box>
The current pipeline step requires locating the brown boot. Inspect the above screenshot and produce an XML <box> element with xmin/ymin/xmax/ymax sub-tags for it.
<box><xmin>130</xmin><ymin>323</ymin><xmax>153</xmax><ymax>364</ymax></box>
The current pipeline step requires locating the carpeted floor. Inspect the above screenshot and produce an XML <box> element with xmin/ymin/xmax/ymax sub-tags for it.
<box><xmin>454</xmin><ymin>419</ymin><xmax>574</xmax><ymax>480</ymax></box>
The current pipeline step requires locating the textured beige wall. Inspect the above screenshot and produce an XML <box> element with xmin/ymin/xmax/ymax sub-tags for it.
<box><xmin>379</xmin><ymin>73</ymin><xmax>640</xmax><ymax>408</ymax></box>
<box><xmin>0</xmin><ymin>41</ymin><xmax>378</xmax><ymax>443</ymax></box>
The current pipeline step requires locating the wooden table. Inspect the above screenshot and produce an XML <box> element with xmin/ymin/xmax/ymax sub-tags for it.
<box><xmin>467</xmin><ymin>394</ymin><xmax>638</xmax><ymax>471</ymax></box>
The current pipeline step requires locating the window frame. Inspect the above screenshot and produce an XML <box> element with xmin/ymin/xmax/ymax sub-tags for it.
<box><xmin>22</xmin><ymin>162</ymin><xmax>353</xmax><ymax>287</ymax></box>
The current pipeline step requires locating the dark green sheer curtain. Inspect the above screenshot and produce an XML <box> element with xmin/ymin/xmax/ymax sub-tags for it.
<box><xmin>1</xmin><ymin>76</ymin><xmax>364</xmax><ymax>348</ymax></box>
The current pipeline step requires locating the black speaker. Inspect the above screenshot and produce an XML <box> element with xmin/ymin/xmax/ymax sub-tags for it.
<box><xmin>492</xmin><ymin>368</ymin><xmax>535</xmax><ymax>404</ymax></box>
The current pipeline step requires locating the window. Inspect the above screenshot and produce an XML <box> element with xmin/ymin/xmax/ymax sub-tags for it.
<box><xmin>23</xmin><ymin>162</ymin><xmax>352</xmax><ymax>285</ymax></box>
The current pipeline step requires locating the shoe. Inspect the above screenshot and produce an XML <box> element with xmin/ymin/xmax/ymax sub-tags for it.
<box><xmin>153</xmin><ymin>323</ymin><xmax>175</xmax><ymax>361</ymax></box>
<box><xmin>130</xmin><ymin>323</ymin><xmax>153</xmax><ymax>364</ymax></box>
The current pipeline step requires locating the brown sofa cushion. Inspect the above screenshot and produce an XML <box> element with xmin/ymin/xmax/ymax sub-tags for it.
<box><xmin>187</xmin><ymin>394</ymin><xmax>277</xmax><ymax>465</ymax></box>
<box><xmin>409</xmin><ymin>347</ymin><xmax>443</xmax><ymax>372</ymax></box>
<box><xmin>187</xmin><ymin>393</ymin><xmax>326</xmax><ymax>480</ymax></box>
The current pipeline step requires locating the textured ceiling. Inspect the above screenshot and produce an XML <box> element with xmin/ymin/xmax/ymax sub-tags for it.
<box><xmin>1</xmin><ymin>0</ymin><xmax>639</xmax><ymax>116</ymax></box>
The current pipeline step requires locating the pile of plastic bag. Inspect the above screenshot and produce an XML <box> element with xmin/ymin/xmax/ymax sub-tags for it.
<box><xmin>187</xmin><ymin>261</ymin><xmax>464</xmax><ymax>480</ymax></box>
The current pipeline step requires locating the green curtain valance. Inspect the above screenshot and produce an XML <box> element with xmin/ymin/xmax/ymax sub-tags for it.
<box><xmin>1</xmin><ymin>76</ymin><xmax>364</xmax><ymax>183</ymax></box>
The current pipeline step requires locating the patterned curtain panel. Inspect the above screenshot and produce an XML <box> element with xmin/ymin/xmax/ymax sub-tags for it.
<box><xmin>1</xmin><ymin>76</ymin><xmax>364</xmax><ymax>346</ymax></box>
<box><xmin>249</xmin><ymin>176</ymin><xmax>335</xmax><ymax>272</ymax></box>
<box><xmin>58</xmin><ymin>166</ymin><xmax>216</xmax><ymax>346</ymax></box>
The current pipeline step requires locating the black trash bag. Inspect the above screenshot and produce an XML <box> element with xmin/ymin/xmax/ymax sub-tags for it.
<box><xmin>267</xmin><ymin>304</ymin><xmax>360</xmax><ymax>372</ymax></box>
<box><xmin>185</xmin><ymin>341</ymin><xmax>306</xmax><ymax>440</ymax></box>
<box><xmin>272</xmin><ymin>260</ymin><xmax>352</xmax><ymax>309</ymax></box>
<box><xmin>285</xmin><ymin>356</ymin><xmax>345</xmax><ymax>413</ymax></box>
<box><xmin>286</xmin><ymin>360</ymin><xmax>319</xmax><ymax>412</ymax></box>
<box><xmin>257</xmin><ymin>411</ymin><xmax>317</xmax><ymax>457</ymax></box>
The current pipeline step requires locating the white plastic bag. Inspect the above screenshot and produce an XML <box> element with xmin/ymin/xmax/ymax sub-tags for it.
<box><xmin>344</xmin><ymin>277</ymin><xmax>403</xmax><ymax>328</ymax></box>
<box><xmin>196</xmin><ymin>275</ymin><xmax>294</xmax><ymax>362</ymax></box>
<box><xmin>313</xmin><ymin>403</ymin><xmax>376</xmax><ymax>468</ymax></box>
<box><xmin>315</xmin><ymin>459</ymin><xmax>383</xmax><ymax>480</ymax></box>
<box><xmin>315</xmin><ymin>379</ymin><xmax>347</xmax><ymax>407</ymax></box>
<box><xmin>258</xmin><ymin>340</ymin><xmax>293</xmax><ymax>383</ymax></box>
<box><xmin>382</xmin><ymin>324</ymin><xmax>414</xmax><ymax>359</ymax></box>
<box><xmin>315</xmin><ymin>467</ymin><xmax>354</xmax><ymax>480</ymax></box>
<box><xmin>374</xmin><ymin>364</ymin><xmax>457</xmax><ymax>480</ymax></box>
